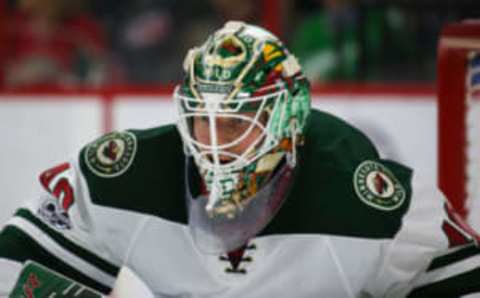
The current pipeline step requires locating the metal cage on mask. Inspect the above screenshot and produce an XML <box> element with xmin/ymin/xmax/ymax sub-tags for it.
<box><xmin>174</xmin><ymin>21</ymin><xmax>311</xmax><ymax>219</ymax></box>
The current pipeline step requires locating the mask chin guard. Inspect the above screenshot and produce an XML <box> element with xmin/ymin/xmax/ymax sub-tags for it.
<box><xmin>187</xmin><ymin>162</ymin><xmax>295</xmax><ymax>254</ymax></box>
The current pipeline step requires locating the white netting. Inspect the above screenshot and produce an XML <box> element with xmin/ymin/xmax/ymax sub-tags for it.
<box><xmin>466</xmin><ymin>52</ymin><xmax>480</xmax><ymax>229</ymax></box>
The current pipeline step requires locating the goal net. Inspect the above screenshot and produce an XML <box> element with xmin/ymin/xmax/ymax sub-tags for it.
<box><xmin>438</xmin><ymin>21</ymin><xmax>480</xmax><ymax>229</ymax></box>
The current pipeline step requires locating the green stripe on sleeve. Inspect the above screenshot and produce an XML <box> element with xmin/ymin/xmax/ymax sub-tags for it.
<box><xmin>427</xmin><ymin>244</ymin><xmax>480</xmax><ymax>272</ymax></box>
<box><xmin>14</xmin><ymin>208</ymin><xmax>120</xmax><ymax>277</ymax></box>
<box><xmin>0</xmin><ymin>226</ymin><xmax>112</xmax><ymax>294</ymax></box>
<box><xmin>408</xmin><ymin>267</ymin><xmax>480</xmax><ymax>298</ymax></box>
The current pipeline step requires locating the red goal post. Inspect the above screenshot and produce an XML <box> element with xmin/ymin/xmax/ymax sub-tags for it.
<box><xmin>438</xmin><ymin>20</ymin><xmax>480</xmax><ymax>219</ymax></box>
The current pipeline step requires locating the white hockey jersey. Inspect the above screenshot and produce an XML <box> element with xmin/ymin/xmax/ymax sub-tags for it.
<box><xmin>1</xmin><ymin>110</ymin><xmax>479</xmax><ymax>298</ymax></box>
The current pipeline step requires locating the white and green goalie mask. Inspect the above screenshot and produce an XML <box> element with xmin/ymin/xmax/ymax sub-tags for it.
<box><xmin>175</xmin><ymin>21</ymin><xmax>311</xmax><ymax>218</ymax></box>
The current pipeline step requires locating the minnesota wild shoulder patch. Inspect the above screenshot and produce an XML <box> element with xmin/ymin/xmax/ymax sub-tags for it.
<box><xmin>353</xmin><ymin>160</ymin><xmax>406</xmax><ymax>211</ymax></box>
<box><xmin>85</xmin><ymin>131</ymin><xmax>137</xmax><ymax>178</ymax></box>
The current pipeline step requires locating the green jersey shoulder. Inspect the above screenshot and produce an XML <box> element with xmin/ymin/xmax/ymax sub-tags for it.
<box><xmin>260</xmin><ymin>110</ymin><xmax>413</xmax><ymax>239</ymax></box>
<box><xmin>79</xmin><ymin>125</ymin><xmax>188</xmax><ymax>224</ymax></box>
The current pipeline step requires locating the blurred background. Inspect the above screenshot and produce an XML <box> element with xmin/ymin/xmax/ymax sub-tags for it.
<box><xmin>0</xmin><ymin>0</ymin><xmax>479</xmax><ymax>87</ymax></box>
<box><xmin>0</xmin><ymin>0</ymin><xmax>479</xmax><ymax>227</ymax></box>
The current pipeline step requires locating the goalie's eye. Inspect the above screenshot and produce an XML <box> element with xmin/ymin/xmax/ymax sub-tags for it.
<box><xmin>194</xmin><ymin>116</ymin><xmax>251</xmax><ymax>134</ymax></box>
<box><xmin>191</xmin><ymin>111</ymin><xmax>263</xmax><ymax>152</ymax></box>
<box><xmin>222</xmin><ymin>117</ymin><xmax>249</xmax><ymax>130</ymax></box>
<box><xmin>198</xmin><ymin>116</ymin><xmax>209</xmax><ymax>123</ymax></box>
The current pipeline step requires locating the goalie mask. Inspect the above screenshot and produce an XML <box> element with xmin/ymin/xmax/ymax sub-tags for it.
<box><xmin>175</xmin><ymin>21</ymin><xmax>311</xmax><ymax>220</ymax></box>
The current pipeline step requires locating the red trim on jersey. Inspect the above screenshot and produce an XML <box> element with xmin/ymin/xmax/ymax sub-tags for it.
<box><xmin>39</xmin><ymin>163</ymin><xmax>75</xmax><ymax>211</ymax></box>
<box><xmin>39</xmin><ymin>163</ymin><xmax>70</xmax><ymax>188</ymax></box>
<box><xmin>442</xmin><ymin>221</ymin><xmax>472</xmax><ymax>248</ymax></box>
<box><xmin>444</xmin><ymin>202</ymin><xmax>480</xmax><ymax>247</ymax></box>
